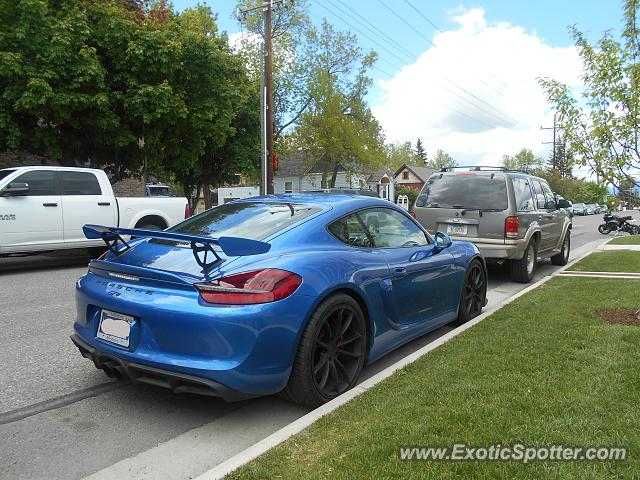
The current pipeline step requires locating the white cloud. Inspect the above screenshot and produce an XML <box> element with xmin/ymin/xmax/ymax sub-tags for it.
<box><xmin>372</xmin><ymin>7</ymin><xmax>583</xmax><ymax>165</ymax></box>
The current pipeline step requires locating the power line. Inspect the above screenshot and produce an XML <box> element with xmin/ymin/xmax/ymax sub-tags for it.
<box><xmin>402</xmin><ymin>0</ymin><xmax>443</xmax><ymax>33</ymax></box>
<box><xmin>311</xmin><ymin>7</ymin><xmax>509</xmax><ymax>129</ymax></box>
<box><xmin>374</xmin><ymin>0</ymin><xmax>437</xmax><ymax>48</ymax></box>
<box><xmin>312</xmin><ymin>0</ymin><xmax>518</xmax><ymax>127</ymax></box>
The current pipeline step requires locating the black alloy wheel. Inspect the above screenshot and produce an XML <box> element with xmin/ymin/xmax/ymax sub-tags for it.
<box><xmin>312</xmin><ymin>306</ymin><xmax>364</xmax><ymax>397</ymax></box>
<box><xmin>454</xmin><ymin>260</ymin><xmax>486</xmax><ymax>325</ymax></box>
<box><xmin>283</xmin><ymin>293</ymin><xmax>367</xmax><ymax>408</ymax></box>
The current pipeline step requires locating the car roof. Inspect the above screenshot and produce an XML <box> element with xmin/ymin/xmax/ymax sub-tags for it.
<box><xmin>236</xmin><ymin>192</ymin><xmax>392</xmax><ymax>208</ymax></box>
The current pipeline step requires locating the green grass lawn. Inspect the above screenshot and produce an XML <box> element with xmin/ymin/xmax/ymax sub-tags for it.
<box><xmin>608</xmin><ymin>236</ymin><xmax>640</xmax><ymax>245</ymax></box>
<box><xmin>568</xmin><ymin>251</ymin><xmax>640</xmax><ymax>272</ymax></box>
<box><xmin>228</xmin><ymin>277</ymin><xmax>640</xmax><ymax>480</ymax></box>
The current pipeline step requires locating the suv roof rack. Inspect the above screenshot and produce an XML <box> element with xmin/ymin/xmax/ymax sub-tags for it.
<box><xmin>439</xmin><ymin>165</ymin><xmax>529</xmax><ymax>174</ymax></box>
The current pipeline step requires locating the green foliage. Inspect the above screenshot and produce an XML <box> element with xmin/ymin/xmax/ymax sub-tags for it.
<box><xmin>538</xmin><ymin>0</ymin><xmax>640</xmax><ymax>196</ymax></box>
<box><xmin>502</xmin><ymin>148</ymin><xmax>544</xmax><ymax>171</ymax></box>
<box><xmin>414</xmin><ymin>138</ymin><xmax>427</xmax><ymax>163</ymax></box>
<box><xmin>532</xmin><ymin>168</ymin><xmax>609</xmax><ymax>204</ymax></box>
<box><xmin>427</xmin><ymin>149</ymin><xmax>456</xmax><ymax>170</ymax></box>
<box><xmin>387</xmin><ymin>141</ymin><xmax>419</xmax><ymax>170</ymax></box>
<box><xmin>395</xmin><ymin>185</ymin><xmax>419</xmax><ymax>208</ymax></box>
<box><xmin>289</xmin><ymin>20</ymin><xmax>386</xmax><ymax>186</ymax></box>
<box><xmin>0</xmin><ymin>0</ymin><xmax>256</xmax><ymax>193</ymax></box>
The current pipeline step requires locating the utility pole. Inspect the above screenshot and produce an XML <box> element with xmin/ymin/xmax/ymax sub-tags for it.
<box><xmin>264</xmin><ymin>2</ymin><xmax>274</xmax><ymax>194</ymax></box>
<box><xmin>541</xmin><ymin>111</ymin><xmax>558</xmax><ymax>170</ymax></box>
<box><xmin>239</xmin><ymin>0</ymin><xmax>291</xmax><ymax>195</ymax></box>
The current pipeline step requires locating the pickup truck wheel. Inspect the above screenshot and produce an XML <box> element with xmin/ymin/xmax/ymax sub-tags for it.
<box><xmin>509</xmin><ymin>240</ymin><xmax>537</xmax><ymax>283</ymax></box>
<box><xmin>550</xmin><ymin>232</ymin><xmax>570</xmax><ymax>266</ymax></box>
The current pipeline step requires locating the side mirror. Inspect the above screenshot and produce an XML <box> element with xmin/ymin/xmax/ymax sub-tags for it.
<box><xmin>434</xmin><ymin>231</ymin><xmax>453</xmax><ymax>250</ymax></box>
<box><xmin>0</xmin><ymin>182</ymin><xmax>30</xmax><ymax>196</ymax></box>
<box><xmin>557</xmin><ymin>199</ymin><xmax>570</xmax><ymax>209</ymax></box>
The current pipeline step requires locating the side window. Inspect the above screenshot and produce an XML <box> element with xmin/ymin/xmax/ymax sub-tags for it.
<box><xmin>60</xmin><ymin>171</ymin><xmax>102</xmax><ymax>195</ymax></box>
<box><xmin>512</xmin><ymin>177</ymin><xmax>534</xmax><ymax>212</ymax></box>
<box><xmin>13</xmin><ymin>170</ymin><xmax>56</xmax><ymax>196</ymax></box>
<box><xmin>328</xmin><ymin>212</ymin><xmax>373</xmax><ymax>247</ymax></box>
<box><xmin>358</xmin><ymin>208</ymin><xmax>429</xmax><ymax>248</ymax></box>
<box><xmin>531</xmin><ymin>180</ymin><xmax>546</xmax><ymax>210</ymax></box>
<box><xmin>540</xmin><ymin>182</ymin><xmax>556</xmax><ymax>210</ymax></box>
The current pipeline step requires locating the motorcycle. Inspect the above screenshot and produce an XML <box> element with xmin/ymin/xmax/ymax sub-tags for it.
<box><xmin>598</xmin><ymin>213</ymin><xmax>640</xmax><ymax>235</ymax></box>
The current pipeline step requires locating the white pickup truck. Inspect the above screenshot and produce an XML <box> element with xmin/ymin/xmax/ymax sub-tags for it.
<box><xmin>0</xmin><ymin>166</ymin><xmax>189</xmax><ymax>255</ymax></box>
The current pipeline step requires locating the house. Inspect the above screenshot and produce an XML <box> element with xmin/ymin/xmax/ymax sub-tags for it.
<box><xmin>365</xmin><ymin>167</ymin><xmax>395</xmax><ymax>201</ymax></box>
<box><xmin>275</xmin><ymin>151</ymin><xmax>368</xmax><ymax>194</ymax></box>
<box><xmin>393</xmin><ymin>164</ymin><xmax>435</xmax><ymax>190</ymax></box>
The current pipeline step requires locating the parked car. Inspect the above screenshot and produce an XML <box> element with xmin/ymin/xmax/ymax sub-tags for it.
<box><xmin>0</xmin><ymin>167</ymin><xmax>189</xmax><ymax>256</ymax></box>
<box><xmin>71</xmin><ymin>194</ymin><xmax>487</xmax><ymax>407</ymax></box>
<box><xmin>412</xmin><ymin>167</ymin><xmax>572</xmax><ymax>283</ymax></box>
<box><xmin>572</xmin><ymin>203</ymin><xmax>587</xmax><ymax>216</ymax></box>
<box><xmin>599</xmin><ymin>204</ymin><xmax>609</xmax><ymax>214</ymax></box>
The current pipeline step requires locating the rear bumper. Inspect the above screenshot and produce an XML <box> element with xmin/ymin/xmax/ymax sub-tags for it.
<box><xmin>450</xmin><ymin>237</ymin><xmax>526</xmax><ymax>260</ymax></box>
<box><xmin>70</xmin><ymin>334</ymin><xmax>253</xmax><ymax>402</ymax></box>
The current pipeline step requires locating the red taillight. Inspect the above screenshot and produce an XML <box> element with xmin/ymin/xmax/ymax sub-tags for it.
<box><xmin>505</xmin><ymin>216</ymin><xmax>519</xmax><ymax>238</ymax></box>
<box><xmin>410</xmin><ymin>211</ymin><xmax>416</xmax><ymax>218</ymax></box>
<box><xmin>195</xmin><ymin>269</ymin><xmax>302</xmax><ymax>305</ymax></box>
<box><xmin>184</xmin><ymin>204</ymin><xmax>191</xmax><ymax>219</ymax></box>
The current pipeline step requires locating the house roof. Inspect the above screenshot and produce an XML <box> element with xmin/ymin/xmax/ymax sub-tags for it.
<box><xmin>277</xmin><ymin>151</ymin><xmax>347</xmax><ymax>177</ymax></box>
<box><xmin>366</xmin><ymin>166</ymin><xmax>394</xmax><ymax>183</ymax></box>
<box><xmin>393</xmin><ymin>163</ymin><xmax>434</xmax><ymax>183</ymax></box>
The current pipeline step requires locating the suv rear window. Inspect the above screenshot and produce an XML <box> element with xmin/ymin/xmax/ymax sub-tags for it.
<box><xmin>416</xmin><ymin>174</ymin><xmax>508</xmax><ymax>210</ymax></box>
<box><xmin>168</xmin><ymin>201</ymin><xmax>321</xmax><ymax>240</ymax></box>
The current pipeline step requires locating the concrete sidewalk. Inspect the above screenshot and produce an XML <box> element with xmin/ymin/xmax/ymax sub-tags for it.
<box><xmin>601</xmin><ymin>244</ymin><xmax>640</xmax><ymax>251</ymax></box>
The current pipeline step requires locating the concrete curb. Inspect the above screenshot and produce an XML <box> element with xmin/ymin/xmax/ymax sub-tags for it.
<box><xmin>601</xmin><ymin>244</ymin><xmax>640</xmax><ymax>251</ymax></box>
<box><xmin>194</xmin><ymin>238</ymin><xmax>609</xmax><ymax>480</ymax></box>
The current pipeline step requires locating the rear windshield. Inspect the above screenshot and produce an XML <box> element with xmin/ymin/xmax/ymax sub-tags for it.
<box><xmin>573</xmin><ymin>203</ymin><xmax>585</xmax><ymax>208</ymax></box>
<box><xmin>168</xmin><ymin>201</ymin><xmax>321</xmax><ymax>240</ymax></box>
<box><xmin>416</xmin><ymin>173</ymin><xmax>508</xmax><ymax>210</ymax></box>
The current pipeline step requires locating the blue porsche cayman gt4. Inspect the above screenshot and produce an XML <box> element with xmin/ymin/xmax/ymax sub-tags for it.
<box><xmin>71</xmin><ymin>193</ymin><xmax>487</xmax><ymax>407</ymax></box>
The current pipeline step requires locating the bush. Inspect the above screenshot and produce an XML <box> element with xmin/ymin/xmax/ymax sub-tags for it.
<box><xmin>395</xmin><ymin>186</ymin><xmax>420</xmax><ymax>208</ymax></box>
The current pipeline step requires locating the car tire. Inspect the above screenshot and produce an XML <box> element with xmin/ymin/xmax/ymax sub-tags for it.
<box><xmin>452</xmin><ymin>259</ymin><xmax>486</xmax><ymax>326</ymax></box>
<box><xmin>282</xmin><ymin>293</ymin><xmax>367</xmax><ymax>408</ymax></box>
<box><xmin>550</xmin><ymin>231</ymin><xmax>570</xmax><ymax>266</ymax></box>
<box><xmin>509</xmin><ymin>240</ymin><xmax>537</xmax><ymax>283</ymax></box>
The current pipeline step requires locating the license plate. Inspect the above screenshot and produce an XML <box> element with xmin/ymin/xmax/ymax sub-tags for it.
<box><xmin>447</xmin><ymin>224</ymin><xmax>468</xmax><ymax>235</ymax></box>
<box><xmin>97</xmin><ymin>309</ymin><xmax>133</xmax><ymax>347</ymax></box>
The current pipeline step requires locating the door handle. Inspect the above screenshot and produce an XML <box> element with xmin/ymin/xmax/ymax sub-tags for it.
<box><xmin>98</xmin><ymin>202</ymin><xmax>111</xmax><ymax>206</ymax></box>
<box><xmin>42</xmin><ymin>202</ymin><xmax>58</xmax><ymax>207</ymax></box>
<box><xmin>393</xmin><ymin>267</ymin><xmax>407</xmax><ymax>278</ymax></box>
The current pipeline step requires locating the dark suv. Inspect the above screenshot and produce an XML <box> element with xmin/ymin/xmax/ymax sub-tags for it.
<box><xmin>412</xmin><ymin>167</ymin><xmax>572</xmax><ymax>283</ymax></box>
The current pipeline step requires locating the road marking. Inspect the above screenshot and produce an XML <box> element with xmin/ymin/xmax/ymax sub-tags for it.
<box><xmin>0</xmin><ymin>381</ymin><xmax>128</xmax><ymax>425</ymax></box>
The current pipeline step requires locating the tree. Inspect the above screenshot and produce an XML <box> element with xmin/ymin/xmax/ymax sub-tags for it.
<box><xmin>502</xmin><ymin>148</ymin><xmax>544</xmax><ymax>171</ymax></box>
<box><xmin>289</xmin><ymin>20</ymin><xmax>386</xmax><ymax>187</ymax></box>
<box><xmin>538</xmin><ymin>0</ymin><xmax>640</xmax><ymax>198</ymax></box>
<box><xmin>235</xmin><ymin>0</ymin><xmax>312</xmax><ymax>143</ymax></box>
<box><xmin>548</xmin><ymin>138</ymin><xmax>573</xmax><ymax>178</ymax></box>
<box><xmin>396</xmin><ymin>186</ymin><xmax>419</xmax><ymax>208</ymax></box>
<box><xmin>428</xmin><ymin>149</ymin><xmax>456</xmax><ymax>170</ymax></box>
<box><xmin>414</xmin><ymin>138</ymin><xmax>427</xmax><ymax>164</ymax></box>
<box><xmin>387</xmin><ymin>141</ymin><xmax>418</xmax><ymax>170</ymax></box>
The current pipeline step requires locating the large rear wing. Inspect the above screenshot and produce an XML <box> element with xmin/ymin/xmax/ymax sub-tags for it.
<box><xmin>83</xmin><ymin>224</ymin><xmax>271</xmax><ymax>272</ymax></box>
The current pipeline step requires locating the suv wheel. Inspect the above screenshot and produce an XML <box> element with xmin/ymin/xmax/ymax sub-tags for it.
<box><xmin>551</xmin><ymin>232</ymin><xmax>570</xmax><ymax>266</ymax></box>
<box><xmin>509</xmin><ymin>240</ymin><xmax>537</xmax><ymax>283</ymax></box>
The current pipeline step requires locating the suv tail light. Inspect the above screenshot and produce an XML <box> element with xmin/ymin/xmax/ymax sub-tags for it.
<box><xmin>184</xmin><ymin>204</ymin><xmax>191</xmax><ymax>219</ymax></box>
<box><xmin>195</xmin><ymin>269</ymin><xmax>302</xmax><ymax>305</ymax></box>
<box><xmin>504</xmin><ymin>216</ymin><xmax>519</xmax><ymax>239</ymax></box>
<box><xmin>409</xmin><ymin>211</ymin><xmax>416</xmax><ymax>218</ymax></box>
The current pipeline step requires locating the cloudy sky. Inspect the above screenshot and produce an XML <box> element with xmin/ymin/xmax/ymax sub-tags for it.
<box><xmin>172</xmin><ymin>0</ymin><xmax>623</xmax><ymax>170</ymax></box>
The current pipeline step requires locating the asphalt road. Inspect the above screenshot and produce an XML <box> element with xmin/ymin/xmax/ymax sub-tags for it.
<box><xmin>1</xmin><ymin>211</ymin><xmax>637</xmax><ymax>480</ymax></box>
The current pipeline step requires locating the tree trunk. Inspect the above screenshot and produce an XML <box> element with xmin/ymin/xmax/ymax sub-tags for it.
<box><xmin>330</xmin><ymin>160</ymin><xmax>339</xmax><ymax>188</ymax></box>
<box><xmin>204</xmin><ymin>183</ymin><xmax>213</xmax><ymax>210</ymax></box>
